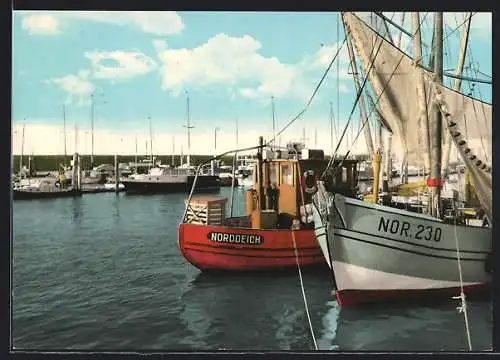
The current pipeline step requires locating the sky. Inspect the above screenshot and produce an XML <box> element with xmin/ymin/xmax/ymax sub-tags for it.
<box><xmin>12</xmin><ymin>11</ymin><xmax>492</xmax><ymax>156</ymax></box>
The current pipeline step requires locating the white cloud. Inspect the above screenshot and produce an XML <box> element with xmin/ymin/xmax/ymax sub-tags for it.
<box><xmin>152</xmin><ymin>39</ymin><xmax>167</xmax><ymax>53</ymax></box>
<box><xmin>45</xmin><ymin>71</ymin><xmax>95</xmax><ymax>105</ymax></box>
<box><xmin>155</xmin><ymin>33</ymin><xmax>302</xmax><ymax>100</ymax></box>
<box><xmin>20</xmin><ymin>11</ymin><xmax>184</xmax><ymax>36</ymax></box>
<box><xmin>22</xmin><ymin>13</ymin><xmax>61</xmax><ymax>36</ymax></box>
<box><xmin>85</xmin><ymin>51</ymin><xmax>157</xmax><ymax>80</ymax></box>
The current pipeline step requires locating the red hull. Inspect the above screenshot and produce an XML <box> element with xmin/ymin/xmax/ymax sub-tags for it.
<box><xmin>178</xmin><ymin>223</ymin><xmax>325</xmax><ymax>271</ymax></box>
<box><xmin>336</xmin><ymin>283</ymin><xmax>491</xmax><ymax>307</ymax></box>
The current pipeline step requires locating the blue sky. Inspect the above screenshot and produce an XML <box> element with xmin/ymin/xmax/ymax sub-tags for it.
<box><xmin>12</xmin><ymin>11</ymin><xmax>492</xmax><ymax>155</ymax></box>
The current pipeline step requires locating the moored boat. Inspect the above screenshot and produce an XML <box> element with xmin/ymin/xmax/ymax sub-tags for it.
<box><xmin>179</xmin><ymin>139</ymin><xmax>356</xmax><ymax>271</ymax></box>
<box><xmin>312</xmin><ymin>11</ymin><xmax>492</xmax><ymax>307</ymax></box>
<box><xmin>178</xmin><ymin>139</ymin><xmax>359</xmax><ymax>271</ymax></box>
<box><xmin>13</xmin><ymin>177</ymin><xmax>83</xmax><ymax>200</ymax></box>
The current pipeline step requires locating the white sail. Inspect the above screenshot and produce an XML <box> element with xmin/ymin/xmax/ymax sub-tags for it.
<box><xmin>431</xmin><ymin>80</ymin><xmax>492</xmax><ymax>222</ymax></box>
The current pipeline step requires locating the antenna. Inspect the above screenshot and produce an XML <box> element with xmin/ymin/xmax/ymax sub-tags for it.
<box><xmin>182</xmin><ymin>91</ymin><xmax>195</xmax><ymax>167</ymax></box>
<box><xmin>300</xmin><ymin>126</ymin><xmax>308</xmax><ymax>146</ymax></box>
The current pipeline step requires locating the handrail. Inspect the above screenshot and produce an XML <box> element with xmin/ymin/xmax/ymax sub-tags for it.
<box><xmin>180</xmin><ymin>143</ymin><xmax>300</xmax><ymax>224</ymax></box>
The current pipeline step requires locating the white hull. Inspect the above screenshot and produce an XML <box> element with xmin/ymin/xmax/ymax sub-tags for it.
<box><xmin>312</xmin><ymin>187</ymin><xmax>491</xmax><ymax>306</ymax></box>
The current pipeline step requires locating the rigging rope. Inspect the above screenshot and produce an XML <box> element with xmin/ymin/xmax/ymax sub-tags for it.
<box><xmin>291</xmin><ymin>231</ymin><xmax>318</xmax><ymax>351</ymax></box>
<box><xmin>292</xmin><ymin>160</ymin><xmax>318</xmax><ymax>350</ymax></box>
<box><xmin>266</xmin><ymin>36</ymin><xmax>348</xmax><ymax>146</ymax></box>
<box><xmin>322</xmin><ymin>12</ymin><xmax>430</xmax><ymax>180</ymax></box>
<box><xmin>452</xmin><ymin>213</ymin><xmax>473</xmax><ymax>351</ymax></box>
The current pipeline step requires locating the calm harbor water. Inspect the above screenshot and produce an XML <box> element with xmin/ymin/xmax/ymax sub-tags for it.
<box><xmin>12</xmin><ymin>187</ymin><xmax>492</xmax><ymax>351</ymax></box>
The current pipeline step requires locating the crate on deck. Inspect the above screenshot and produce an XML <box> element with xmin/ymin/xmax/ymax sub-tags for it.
<box><xmin>185</xmin><ymin>195</ymin><xmax>227</xmax><ymax>225</ymax></box>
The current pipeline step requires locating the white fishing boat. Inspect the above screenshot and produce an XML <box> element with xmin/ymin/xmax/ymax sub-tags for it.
<box><xmin>312</xmin><ymin>12</ymin><xmax>492</xmax><ymax>307</ymax></box>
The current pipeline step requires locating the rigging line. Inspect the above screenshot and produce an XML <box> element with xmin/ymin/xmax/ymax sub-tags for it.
<box><xmin>446</xmin><ymin>17</ymin><xmax>492</xmax><ymax>81</ymax></box>
<box><xmin>452</xmin><ymin>214</ymin><xmax>473</xmax><ymax>351</ymax></box>
<box><xmin>331</xmin><ymin>24</ymin><xmax>417</xmax><ymax>178</ymax></box>
<box><xmin>465</xmin><ymin>68</ymin><xmax>489</xmax><ymax>162</ymax></box>
<box><xmin>267</xmin><ymin>36</ymin><xmax>348</xmax><ymax>146</ymax></box>
<box><xmin>337</xmin><ymin>12</ymin><xmax>341</xmax><ymax>156</ymax></box>
<box><xmin>322</xmin><ymin>13</ymin><xmax>387</xmax><ymax>176</ymax></box>
<box><xmin>294</xmin><ymin>160</ymin><xmax>318</xmax><ymax>351</ymax></box>
<box><xmin>444</xmin><ymin>12</ymin><xmax>477</xmax><ymax>43</ymax></box>
<box><xmin>323</xmin><ymin>12</ymin><xmax>430</xmax><ymax>179</ymax></box>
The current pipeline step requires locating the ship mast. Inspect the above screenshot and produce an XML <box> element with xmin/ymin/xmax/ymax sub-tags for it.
<box><xmin>20</xmin><ymin>123</ymin><xmax>25</xmax><ymax>175</ymax></box>
<box><xmin>412</xmin><ymin>12</ymin><xmax>431</xmax><ymax>176</ymax></box>
<box><xmin>90</xmin><ymin>93</ymin><xmax>95</xmax><ymax>169</ymax></box>
<box><xmin>63</xmin><ymin>104</ymin><xmax>67</xmax><ymax>164</ymax></box>
<box><xmin>429</xmin><ymin>12</ymin><xmax>444</xmax><ymax>218</ymax></box>
<box><xmin>183</xmin><ymin>91</ymin><xmax>194</xmax><ymax>167</ymax></box>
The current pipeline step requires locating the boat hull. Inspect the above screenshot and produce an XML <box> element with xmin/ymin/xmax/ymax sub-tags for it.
<box><xmin>178</xmin><ymin>222</ymin><xmax>325</xmax><ymax>271</ymax></box>
<box><xmin>13</xmin><ymin>188</ymin><xmax>83</xmax><ymax>200</ymax></box>
<box><xmin>312</xmin><ymin>191</ymin><xmax>492</xmax><ymax>306</ymax></box>
<box><xmin>123</xmin><ymin>175</ymin><xmax>221</xmax><ymax>194</ymax></box>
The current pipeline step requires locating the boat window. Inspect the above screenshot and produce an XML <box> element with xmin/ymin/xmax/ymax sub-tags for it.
<box><xmin>342</xmin><ymin>168</ymin><xmax>347</xmax><ymax>183</ymax></box>
<box><xmin>281</xmin><ymin>164</ymin><xmax>293</xmax><ymax>185</ymax></box>
<box><xmin>269</xmin><ymin>163</ymin><xmax>279</xmax><ymax>185</ymax></box>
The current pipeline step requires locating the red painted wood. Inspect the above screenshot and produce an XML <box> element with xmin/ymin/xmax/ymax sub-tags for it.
<box><xmin>178</xmin><ymin>223</ymin><xmax>325</xmax><ymax>271</ymax></box>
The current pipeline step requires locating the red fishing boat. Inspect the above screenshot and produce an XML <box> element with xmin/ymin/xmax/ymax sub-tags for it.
<box><xmin>178</xmin><ymin>139</ymin><xmax>359</xmax><ymax>271</ymax></box>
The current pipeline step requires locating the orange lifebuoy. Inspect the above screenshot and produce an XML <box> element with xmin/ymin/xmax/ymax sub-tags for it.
<box><xmin>301</xmin><ymin>170</ymin><xmax>317</xmax><ymax>194</ymax></box>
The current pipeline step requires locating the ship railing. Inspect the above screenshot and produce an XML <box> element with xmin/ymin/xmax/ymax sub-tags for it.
<box><xmin>180</xmin><ymin>143</ymin><xmax>300</xmax><ymax>225</ymax></box>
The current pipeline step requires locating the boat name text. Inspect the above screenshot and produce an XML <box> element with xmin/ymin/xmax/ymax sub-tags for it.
<box><xmin>207</xmin><ymin>232</ymin><xmax>264</xmax><ymax>245</ymax></box>
<box><xmin>377</xmin><ymin>217</ymin><xmax>442</xmax><ymax>242</ymax></box>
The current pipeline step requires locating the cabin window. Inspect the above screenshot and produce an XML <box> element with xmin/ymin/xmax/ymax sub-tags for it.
<box><xmin>281</xmin><ymin>164</ymin><xmax>293</xmax><ymax>185</ymax></box>
<box><xmin>342</xmin><ymin>168</ymin><xmax>347</xmax><ymax>183</ymax></box>
<box><xmin>269</xmin><ymin>163</ymin><xmax>279</xmax><ymax>185</ymax></box>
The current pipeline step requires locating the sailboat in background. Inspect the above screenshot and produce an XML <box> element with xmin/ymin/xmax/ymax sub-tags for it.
<box><xmin>312</xmin><ymin>12</ymin><xmax>492</xmax><ymax>306</ymax></box>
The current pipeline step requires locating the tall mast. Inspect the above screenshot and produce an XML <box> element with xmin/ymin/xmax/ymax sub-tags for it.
<box><xmin>20</xmin><ymin>123</ymin><xmax>25</xmax><ymax>174</ymax></box>
<box><xmin>183</xmin><ymin>91</ymin><xmax>194</xmax><ymax>167</ymax></box>
<box><xmin>345</xmin><ymin>30</ymin><xmax>375</xmax><ymax>156</ymax></box>
<box><xmin>63</xmin><ymin>105</ymin><xmax>67</xmax><ymax>163</ymax></box>
<box><xmin>235</xmin><ymin>118</ymin><xmax>239</xmax><ymax>147</ymax></box>
<box><xmin>148</xmin><ymin>116</ymin><xmax>153</xmax><ymax>165</ymax></box>
<box><xmin>442</xmin><ymin>12</ymin><xmax>472</xmax><ymax>176</ymax></box>
<box><xmin>412</xmin><ymin>12</ymin><xmax>431</xmax><ymax>175</ymax></box>
<box><xmin>134</xmin><ymin>134</ymin><xmax>138</xmax><ymax>165</ymax></box>
<box><xmin>171</xmin><ymin>135</ymin><xmax>175</xmax><ymax>167</ymax></box>
<box><xmin>90</xmin><ymin>93</ymin><xmax>95</xmax><ymax>169</ymax></box>
<box><xmin>314</xmin><ymin>127</ymin><xmax>318</xmax><ymax>148</ymax></box>
<box><xmin>429</xmin><ymin>12</ymin><xmax>444</xmax><ymax>218</ymax></box>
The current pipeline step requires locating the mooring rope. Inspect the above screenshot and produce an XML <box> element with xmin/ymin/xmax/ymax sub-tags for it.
<box><xmin>452</xmin><ymin>214</ymin><xmax>473</xmax><ymax>351</ymax></box>
<box><xmin>291</xmin><ymin>160</ymin><xmax>318</xmax><ymax>350</ymax></box>
<box><xmin>291</xmin><ymin>230</ymin><xmax>318</xmax><ymax>350</ymax></box>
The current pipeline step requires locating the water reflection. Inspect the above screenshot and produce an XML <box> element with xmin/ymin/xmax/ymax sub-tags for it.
<box><xmin>318</xmin><ymin>299</ymin><xmax>492</xmax><ymax>351</ymax></box>
<box><xmin>70</xmin><ymin>198</ymin><xmax>83</xmax><ymax>225</ymax></box>
<box><xmin>178</xmin><ymin>270</ymin><xmax>328</xmax><ymax>351</ymax></box>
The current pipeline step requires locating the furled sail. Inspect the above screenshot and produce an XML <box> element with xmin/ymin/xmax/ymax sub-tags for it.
<box><xmin>343</xmin><ymin>12</ymin><xmax>434</xmax><ymax>167</ymax></box>
<box><xmin>344</xmin><ymin>12</ymin><xmax>492</xmax><ymax>221</ymax></box>
<box><xmin>431</xmin><ymin>80</ymin><xmax>492</xmax><ymax>222</ymax></box>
